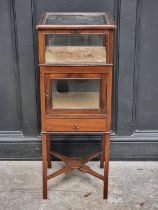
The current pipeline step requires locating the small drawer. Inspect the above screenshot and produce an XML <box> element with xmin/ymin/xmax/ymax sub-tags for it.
<box><xmin>46</xmin><ymin>119</ymin><xmax>106</xmax><ymax>132</ymax></box>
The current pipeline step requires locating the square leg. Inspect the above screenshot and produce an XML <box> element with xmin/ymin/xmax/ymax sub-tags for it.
<box><xmin>42</xmin><ymin>133</ymin><xmax>48</xmax><ymax>199</ymax></box>
<box><xmin>47</xmin><ymin>134</ymin><xmax>52</xmax><ymax>168</ymax></box>
<box><xmin>103</xmin><ymin>133</ymin><xmax>110</xmax><ymax>199</ymax></box>
<box><xmin>100</xmin><ymin>134</ymin><xmax>105</xmax><ymax>168</ymax></box>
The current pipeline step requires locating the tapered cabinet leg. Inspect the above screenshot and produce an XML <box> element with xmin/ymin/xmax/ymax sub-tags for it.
<box><xmin>103</xmin><ymin>133</ymin><xmax>110</xmax><ymax>199</ymax></box>
<box><xmin>42</xmin><ymin>134</ymin><xmax>48</xmax><ymax>199</ymax></box>
<box><xmin>47</xmin><ymin>134</ymin><xmax>52</xmax><ymax>168</ymax></box>
<box><xmin>100</xmin><ymin>134</ymin><xmax>105</xmax><ymax>168</ymax></box>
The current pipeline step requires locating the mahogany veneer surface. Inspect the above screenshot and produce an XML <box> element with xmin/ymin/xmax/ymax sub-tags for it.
<box><xmin>46</xmin><ymin>118</ymin><xmax>107</xmax><ymax>132</ymax></box>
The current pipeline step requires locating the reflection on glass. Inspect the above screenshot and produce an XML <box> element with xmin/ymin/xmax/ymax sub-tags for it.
<box><xmin>45</xmin><ymin>14</ymin><xmax>106</xmax><ymax>25</ymax></box>
<box><xmin>45</xmin><ymin>34</ymin><xmax>106</xmax><ymax>64</ymax></box>
<box><xmin>52</xmin><ymin>79</ymin><xmax>100</xmax><ymax>109</ymax></box>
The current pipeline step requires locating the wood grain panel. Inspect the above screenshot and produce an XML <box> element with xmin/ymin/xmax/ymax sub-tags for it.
<box><xmin>46</xmin><ymin>119</ymin><xmax>106</xmax><ymax>132</ymax></box>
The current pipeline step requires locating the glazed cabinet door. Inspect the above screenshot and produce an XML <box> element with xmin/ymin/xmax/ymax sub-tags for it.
<box><xmin>44</xmin><ymin>73</ymin><xmax>107</xmax><ymax>116</ymax></box>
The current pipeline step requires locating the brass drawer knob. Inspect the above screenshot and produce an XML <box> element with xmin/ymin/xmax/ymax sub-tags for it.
<box><xmin>73</xmin><ymin>125</ymin><xmax>80</xmax><ymax>130</ymax></box>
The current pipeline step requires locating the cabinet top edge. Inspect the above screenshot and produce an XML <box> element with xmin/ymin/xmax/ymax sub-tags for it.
<box><xmin>36</xmin><ymin>12</ymin><xmax>117</xmax><ymax>30</ymax></box>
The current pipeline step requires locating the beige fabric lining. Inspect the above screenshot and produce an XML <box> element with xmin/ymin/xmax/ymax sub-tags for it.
<box><xmin>52</xmin><ymin>92</ymin><xmax>99</xmax><ymax>109</ymax></box>
<box><xmin>45</xmin><ymin>46</ymin><xmax>106</xmax><ymax>64</ymax></box>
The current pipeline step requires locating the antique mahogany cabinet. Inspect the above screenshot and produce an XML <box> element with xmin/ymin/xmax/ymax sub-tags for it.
<box><xmin>36</xmin><ymin>12</ymin><xmax>116</xmax><ymax>199</ymax></box>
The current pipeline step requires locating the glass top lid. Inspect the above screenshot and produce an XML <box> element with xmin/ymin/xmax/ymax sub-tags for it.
<box><xmin>45</xmin><ymin>14</ymin><xmax>107</xmax><ymax>25</ymax></box>
<box><xmin>36</xmin><ymin>13</ymin><xmax>116</xmax><ymax>31</ymax></box>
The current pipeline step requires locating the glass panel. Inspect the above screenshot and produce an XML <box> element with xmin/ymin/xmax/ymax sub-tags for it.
<box><xmin>52</xmin><ymin>79</ymin><xmax>100</xmax><ymax>109</ymax></box>
<box><xmin>45</xmin><ymin>14</ymin><xmax>106</xmax><ymax>25</ymax></box>
<box><xmin>45</xmin><ymin>34</ymin><xmax>106</xmax><ymax>64</ymax></box>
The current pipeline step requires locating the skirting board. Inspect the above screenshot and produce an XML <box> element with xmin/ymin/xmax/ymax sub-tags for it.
<box><xmin>0</xmin><ymin>134</ymin><xmax>158</xmax><ymax>160</ymax></box>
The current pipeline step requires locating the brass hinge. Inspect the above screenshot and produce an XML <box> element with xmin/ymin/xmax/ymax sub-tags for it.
<box><xmin>45</xmin><ymin>90</ymin><xmax>49</xmax><ymax>98</ymax></box>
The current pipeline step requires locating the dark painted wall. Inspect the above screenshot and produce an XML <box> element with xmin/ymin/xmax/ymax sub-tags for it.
<box><xmin>0</xmin><ymin>0</ymin><xmax>158</xmax><ymax>160</ymax></box>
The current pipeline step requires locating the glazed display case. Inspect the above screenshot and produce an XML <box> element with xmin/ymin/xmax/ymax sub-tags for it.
<box><xmin>36</xmin><ymin>12</ymin><xmax>116</xmax><ymax>199</ymax></box>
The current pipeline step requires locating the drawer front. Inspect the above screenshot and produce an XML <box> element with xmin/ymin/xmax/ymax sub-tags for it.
<box><xmin>46</xmin><ymin>119</ymin><xmax>106</xmax><ymax>132</ymax></box>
